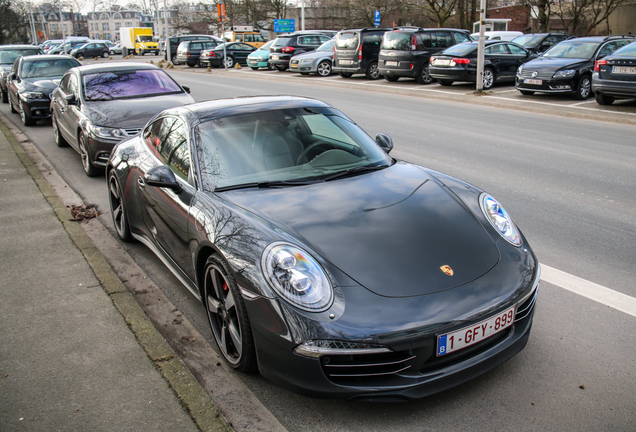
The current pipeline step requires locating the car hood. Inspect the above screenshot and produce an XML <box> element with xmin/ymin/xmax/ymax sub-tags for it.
<box><xmin>226</xmin><ymin>162</ymin><xmax>501</xmax><ymax>297</ymax></box>
<box><xmin>82</xmin><ymin>93</ymin><xmax>193</xmax><ymax>128</ymax></box>
<box><xmin>23</xmin><ymin>78</ymin><xmax>62</xmax><ymax>92</ymax></box>
<box><xmin>523</xmin><ymin>56</ymin><xmax>588</xmax><ymax>72</ymax></box>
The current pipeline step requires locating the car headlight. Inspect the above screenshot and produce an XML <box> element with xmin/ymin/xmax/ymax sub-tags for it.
<box><xmin>87</xmin><ymin>124</ymin><xmax>128</xmax><ymax>140</ymax></box>
<box><xmin>516</xmin><ymin>64</ymin><xmax>523</xmax><ymax>75</ymax></box>
<box><xmin>299</xmin><ymin>58</ymin><xmax>312</xmax><ymax>64</ymax></box>
<box><xmin>480</xmin><ymin>194</ymin><xmax>522</xmax><ymax>247</ymax></box>
<box><xmin>262</xmin><ymin>243</ymin><xmax>333</xmax><ymax>312</ymax></box>
<box><xmin>20</xmin><ymin>91</ymin><xmax>46</xmax><ymax>100</ymax></box>
<box><xmin>553</xmin><ymin>69</ymin><xmax>575</xmax><ymax>79</ymax></box>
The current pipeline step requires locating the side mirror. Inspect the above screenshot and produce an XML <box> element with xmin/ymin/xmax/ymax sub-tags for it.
<box><xmin>9</xmin><ymin>72</ymin><xmax>16</xmax><ymax>81</ymax></box>
<box><xmin>375</xmin><ymin>133</ymin><xmax>394</xmax><ymax>154</ymax></box>
<box><xmin>182</xmin><ymin>84</ymin><xmax>191</xmax><ymax>94</ymax></box>
<box><xmin>65</xmin><ymin>93</ymin><xmax>77</xmax><ymax>105</ymax></box>
<box><xmin>145</xmin><ymin>165</ymin><xmax>182</xmax><ymax>192</ymax></box>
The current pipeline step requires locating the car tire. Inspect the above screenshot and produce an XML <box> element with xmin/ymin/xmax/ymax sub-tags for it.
<box><xmin>139</xmin><ymin>50</ymin><xmax>145</xmax><ymax>56</ymax></box>
<box><xmin>108</xmin><ymin>170</ymin><xmax>133</xmax><ymax>242</ymax></box>
<box><xmin>52</xmin><ymin>113</ymin><xmax>68</xmax><ymax>147</ymax></box>
<box><xmin>19</xmin><ymin>101</ymin><xmax>35</xmax><ymax>126</ymax></box>
<box><xmin>317</xmin><ymin>60</ymin><xmax>332</xmax><ymax>77</ymax></box>
<box><xmin>8</xmin><ymin>95</ymin><xmax>17</xmax><ymax>113</ymax></box>
<box><xmin>203</xmin><ymin>255</ymin><xmax>257</xmax><ymax>373</ymax></box>
<box><xmin>300</xmin><ymin>72</ymin><xmax>310</xmax><ymax>75</ymax></box>
<box><xmin>384</xmin><ymin>75</ymin><xmax>399</xmax><ymax>82</ymax></box>
<box><xmin>438</xmin><ymin>79</ymin><xmax>454</xmax><ymax>86</ymax></box>
<box><xmin>1</xmin><ymin>88</ymin><xmax>7</xmax><ymax>103</ymax></box>
<box><xmin>102</xmin><ymin>51</ymin><xmax>109</xmax><ymax>58</ymax></box>
<box><xmin>574</xmin><ymin>75</ymin><xmax>592</xmax><ymax>100</ymax></box>
<box><xmin>110</xmin><ymin>50</ymin><xmax>115</xmax><ymax>55</ymax></box>
<box><xmin>366</xmin><ymin>61</ymin><xmax>381</xmax><ymax>80</ymax></box>
<box><xmin>250</xmin><ymin>66</ymin><xmax>259</xmax><ymax>70</ymax></box>
<box><xmin>340</xmin><ymin>72</ymin><xmax>353</xmax><ymax>78</ymax></box>
<box><xmin>171</xmin><ymin>54</ymin><xmax>179</xmax><ymax>65</ymax></box>
<box><xmin>187</xmin><ymin>62</ymin><xmax>196</xmax><ymax>68</ymax></box>
<box><xmin>519</xmin><ymin>90</ymin><xmax>535</xmax><ymax>96</ymax></box>
<box><xmin>224</xmin><ymin>56</ymin><xmax>235</xmax><ymax>68</ymax></box>
<box><xmin>78</xmin><ymin>132</ymin><xmax>101</xmax><ymax>177</ymax></box>
<box><xmin>483</xmin><ymin>68</ymin><xmax>495</xmax><ymax>90</ymax></box>
<box><xmin>416</xmin><ymin>64</ymin><xmax>434</xmax><ymax>84</ymax></box>
<box><xmin>274</xmin><ymin>65</ymin><xmax>287</xmax><ymax>71</ymax></box>
<box><xmin>595</xmin><ymin>92</ymin><xmax>615</xmax><ymax>105</ymax></box>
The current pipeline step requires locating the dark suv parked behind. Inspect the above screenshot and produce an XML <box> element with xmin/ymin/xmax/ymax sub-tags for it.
<box><xmin>164</xmin><ymin>34</ymin><xmax>220</xmax><ymax>64</ymax></box>
<box><xmin>176</xmin><ymin>40</ymin><xmax>220</xmax><ymax>67</ymax></box>
<box><xmin>511</xmin><ymin>33</ymin><xmax>572</xmax><ymax>55</ymax></box>
<box><xmin>269</xmin><ymin>33</ymin><xmax>332</xmax><ymax>71</ymax></box>
<box><xmin>333</xmin><ymin>28</ymin><xmax>393</xmax><ymax>79</ymax></box>
<box><xmin>379</xmin><ymin>28</ymin><xmax>472</xmax><ymax>84</ymax></box>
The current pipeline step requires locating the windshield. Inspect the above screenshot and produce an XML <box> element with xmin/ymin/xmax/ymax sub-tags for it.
<box><xmin>543</xmin><ymin>40</ymin><xmax>599</xmax><ymax>59</ymax></box>
<box><xmin>138</xmin><ymin>35</ymin><xmax>153</xmax><ymax>42</ymax></box>
<box><xmin>382</xmin><ymin>32</ymin><xmax>412</xmax><ymax>50</ymax></box>
<box><xmin>439</xmin><ymin>42</ymin><xmax>476</xmax><ymax>56</ymax></box>
<box><xmin>512</xmin><ymin>34</ymin><xmax>545</xmax><ymax>48</ymax></box>
<box><xmin>259</xmin><ymin>40</ymin><xmax>275</xmax><ymax>51</ymax></box>
<box><xmin>83</xmin><ymin>69</ymin><xmax>182</xmax><ymax>101</ymax></box>
<box><xmin>194</xmin><ymin>107</ymin><xmax>393</xmax><ymax>191</ymax></box>
<box><xmin>0</xmin><ymin>48</ymin><xmax>42</xmax><ymax>64</ymax></box>
<box><xmin>316</xmin><ymin>40</ymin><xmax>335</xmax><ymax>52</ymax></box>
<box><xmin>335</xmin><ymin>32</ymin><xmax>359</xmax><ymax>49</ymax></box>
<box><xmin>272</xmin><ymin>38</ymin><xmax>291</xmax><ymax>47</ymax></box>
<box><xmin>21</xmin><ymin>58</ymin><xmax>79</xmax><ymax>78</ymax></box>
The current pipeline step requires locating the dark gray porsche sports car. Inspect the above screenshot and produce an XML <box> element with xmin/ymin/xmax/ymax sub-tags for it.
<box><xmin>107</xmin><ymin>96</ymin><xmax>540</xmax><ymax>401</ymax></box>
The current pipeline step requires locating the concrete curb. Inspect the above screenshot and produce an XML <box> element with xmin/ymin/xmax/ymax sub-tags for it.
<box><xmin>0</xmin><ymin>117</ymin><xmax>233</xmax><ymax>432</ymax></box>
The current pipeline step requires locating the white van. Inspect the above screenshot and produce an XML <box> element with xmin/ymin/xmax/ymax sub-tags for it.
<box><xmin>470</xmin><ymin>31</ymin><xmax>523</xmax><ymax>41</ymax></box>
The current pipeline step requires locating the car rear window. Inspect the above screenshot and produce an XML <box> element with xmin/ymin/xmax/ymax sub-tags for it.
<box><xmin>336</xmin><ymin>33</ymin><xmax>359</xmax><ymax>49</ymax></box>
<box><xmin>439</xmin><ymin>43</ymin><xmax>476</xmax><ymax>56</ymax></box>
<box><xmin>272</xmin><ymin>38</ymin><xmax>291</xmax><ymax>47</ymax></box>
<box><xmin>382</xmin><ymin>32</ymin><xmax>411</xmax><ymax>50</ymax></box>
<box><xmin>0</xmin><ymin>48</ymin><xmax>42</xmax><ymax>64</ymax></box>
<box><xmin>83</xmin><ymin>69</ymin><xmax>182</xmax><ymax>101</ymax></box>
<box><xmin>611</xmin><ymin>42</ymin><xmax>636</xmax><ymax>58</ymax></box>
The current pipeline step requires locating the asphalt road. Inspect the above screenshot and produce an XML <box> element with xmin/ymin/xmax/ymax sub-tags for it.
<box><xmin>2</xmin><ymin>59</ymin><xmax>635</xmax><ymax>431</ymax></box>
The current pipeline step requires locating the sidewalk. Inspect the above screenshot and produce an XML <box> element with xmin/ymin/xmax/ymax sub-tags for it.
<box><xmin>0</xmin><ymin>120</ymin><xmax>230</xmax><ymax>430</ymax></box>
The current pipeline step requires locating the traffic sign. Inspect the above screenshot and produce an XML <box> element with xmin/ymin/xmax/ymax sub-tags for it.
<box><xmin>274</xmin><ymin>19</ymin><xmax>295</xmax><ymax>33</ymax></box>
<box><xmin>374</xmin><ymin>10</ymin><xmax>381</xmax><ymax>27</ymax></box>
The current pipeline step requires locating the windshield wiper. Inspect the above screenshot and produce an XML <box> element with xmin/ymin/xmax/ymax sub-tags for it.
<box><xmin>214</xmin><ymin>179</ymin><xmax>321</xmax><ymax>192</ymax></box>
<box><xmin>319</xmin><ymin>164</ymin><xmax>390</xmax><ymax>182</ymax></box>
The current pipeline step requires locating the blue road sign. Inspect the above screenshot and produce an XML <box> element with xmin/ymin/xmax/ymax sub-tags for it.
<box><xmin>274</xmin><ymin>19</ymin><xmax>295</xmax><ymax>33</ymax></box>
<box><xmin>374</xmin><ymin>10</ymin><xmax>381</xmax><ymax>27</ymax></box>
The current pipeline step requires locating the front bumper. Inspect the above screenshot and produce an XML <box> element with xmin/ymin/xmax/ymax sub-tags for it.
<box><xmin>516</xmin><ymin>75</ymin><xmax>575</xmax><ymax>94</ymax></box>
<box><xmin>247</xmin><ymin>59</ymin><xmax>269</xmax><ymax>68</ymax></box>
<box><xmin>245</xmin><ymin>248</ymin><xmax>540</xmax><ymax>400</ymax></box>
<box><xmin>20</xmin><ymin>97</ymin><xmax>52</xmax><ymax>120</ymax></box>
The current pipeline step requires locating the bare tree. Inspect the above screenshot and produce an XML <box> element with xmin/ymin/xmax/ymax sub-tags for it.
<box><xmin>552</xmin><ymin>0</ymin><xmax>629</xmax><ymax>34</ymax></box>
<box><xmin>1</xmin><ymin>0</ymin><xmax>28</xmax><ymax>44</ymax></box>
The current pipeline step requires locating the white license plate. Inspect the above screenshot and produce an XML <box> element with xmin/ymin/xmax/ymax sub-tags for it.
<box><xmin>290</xmin><ymin>64</ymin><xmax>298</xmax><ymax>68</ymax></box>
<box><xmin>437</xmin><ymin>306</ymin><xmax>515</xmax><ymax>356</ymax></box>
<box><xmin>271</xmin><ymin>55</ymin><xmax>279</xmax><ymax>60</ymax></box>
<box><xmin>433</xmin><ymin>59</ymin><xmax>452</xmax><ymax>66</ymax></box>
<box><xmin>524</xmin><ymin>78</ymin><xmax>542</xmax><ymax>85</ymax></box>
<box><xmin>340</xmin><ymin>59</ymin><xmax>354</xmax><ymax>65</ymax></box>
<box><xmin>612</xmin><ymin>66</ymin><xmax>636</xmax><ymax>74</ymax></box>
<box><xmin>385</xmin><ymin>61</ymin><xmax>398</xmax><ymax>67</ymax></box>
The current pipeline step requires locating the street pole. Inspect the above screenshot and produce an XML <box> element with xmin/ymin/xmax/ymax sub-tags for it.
<box><xmin>475</xmin><ymin>0</ymin><xmax>487</xmax><ymax>92</ymax></box>
<box><xmin>301</xmin><ymin>0</ymin><xmax>305</xmax><ymax>31</ymax></box>
<box><xmin>28</xmin><ymin>2</ymin><xmax>37</xmax><ymax>44</ymax></box>
<box><xmin>164</xmin><ymin>0</ymin><xmax>170</xmax><ymax>63</ymax></box>
<box><xmin>58</xmin><ymin>2</ymin><xmax>67</xmax><ymax>54</ymax></box>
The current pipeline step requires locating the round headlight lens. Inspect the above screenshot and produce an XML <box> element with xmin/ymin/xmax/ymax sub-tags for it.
<box><xmin>262</xmin><ymin>243</ymin><xmax>333</xmax><ymax>312</ymax></box>
<box><xmin>480</xmin><ymin>194</ymin><xmax>522</xmax><ymax>246</ymax></box>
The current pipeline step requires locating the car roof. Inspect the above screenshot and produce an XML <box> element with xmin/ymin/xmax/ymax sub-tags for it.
<box><xmin>20</xmin><ymin>54</ymin><xmax>76</xmax><ymax>62</ymax></box>
<box><xmin>73</xmin><ymin>62</ymin><xmax>161</xmax><ymax>74</ymax></box>
<box><xmin>0</xmin><ymin>45</ymin><xmax>41</xmax><ymax>50</ymax></box>
<box><xmin>176</xmin><ymin>96</ymin><xmax>333</xmax><ymax>121</ymax></box>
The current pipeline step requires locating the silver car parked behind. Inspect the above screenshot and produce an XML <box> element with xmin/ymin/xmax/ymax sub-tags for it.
<box><xmin>289</xmin><ymin>40</ymin><xmax>335</xmax><ymax>77</ymax></box>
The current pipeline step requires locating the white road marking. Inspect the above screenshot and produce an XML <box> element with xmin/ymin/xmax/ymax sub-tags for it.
<box><xmin>542</xmin><ymin>265</ymin><xmax>636</xmax><ymax>317</ymax></box>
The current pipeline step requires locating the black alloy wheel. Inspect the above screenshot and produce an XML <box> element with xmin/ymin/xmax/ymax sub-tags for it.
<box><xmin>483</xmin><ymin>68</ymin><xmax>496</xmax><ymax>90</ymax></box>
<box><xmin>203</xmin><ymin>255</ymin><xmax>257</xmax><ymax>372</ymax></box>
<box><xmin>366</xmin><ymin>61</ymin><xmax>381</xmax><ymax>80</ymax></box>
<box><xmin>78</xmin><ymin>132</ymin><xmax>100</xmax><ymax>177</ymax></box>
<box><xmin>108</xmin><ymin>170</ymin><xmax>133</xmax><ymax>242</ymax></box>
<box><xmin>574</xmin><ymin>75</ymin><xmax>592</xmax><ymax>100</ymax></box>
<box><xmin>52</xmin><ymin>113</ymin><xmax>68</xmax><ymax>147</ymax></box>
<box><xmin>19</xmin><ymin>101</ymin><xmax>35</xmax><ymax>126</ymax></box>
<box><xmin>416</xmin><ymin>64</ymin><xmax>434</xmax><ymax>84</ymax></box>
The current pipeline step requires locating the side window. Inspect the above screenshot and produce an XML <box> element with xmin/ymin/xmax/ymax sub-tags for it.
<box><xmin>67</xmin><ymin>74</ymin><xmax>79</xmax><ymax>96</ymax></box>
<box><xmin>191</xmin><ymin>42</ymin><xmax>202</xmax><ymax>50</ymax></box>
<box><xmin>453</xmin><ymin>32</ymin><xmax>470</xmax><ymax>44</ymax></box>
<box><xmin>363</xmin><ymin>33</ymin><xmax>382</xmax><ymax>47</ymax></box>
<box><xmin>544</xmin><ymin>36</ymin><xmax>558</xmax><ymax>46</ymax></box>
<box><xmin>434</xmin><ymin>32</ymin><xmax>453</xmax><ymax>48</ymax></box>
<box><xmin>245</xmin><ymin>34</ymin><xmax>253</xmax><ymax>42</ymax></box>
<box><xmin>144</xmin><ymin>117</ymin><xmax>190</xmax><ymax>180</ymax></box>
<box><xmin>236</xmin><ymin>34</ymin><xmax>243</xmax><ymax>42</ymax></box>
<box><xmin>507</xmin><ymin>43</ymin><xmax>526</xmax><ymax>55</ymax></box>
<box><xmin>420</xmin><ymin>33</ymin><xmax>432</xmax><ymax>48</ymax></box>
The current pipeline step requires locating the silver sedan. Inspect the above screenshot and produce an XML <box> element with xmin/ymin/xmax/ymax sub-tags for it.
<box><xmin>289</xmin><ymin>40</ymin><xmax>335</xmax><ymax>77</ymax></box>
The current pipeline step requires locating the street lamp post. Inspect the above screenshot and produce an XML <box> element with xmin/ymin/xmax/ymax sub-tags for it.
<box><xmin>475</xmin><ymin>0</ymin><xmax>487</xmax><ymax>92</ymax></box>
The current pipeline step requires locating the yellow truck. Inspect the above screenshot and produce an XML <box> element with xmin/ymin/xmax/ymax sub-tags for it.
<box><xmin>119</xmin><ymin>27</ymin><xmax>158</xmax><ymax>55</ymax></box>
